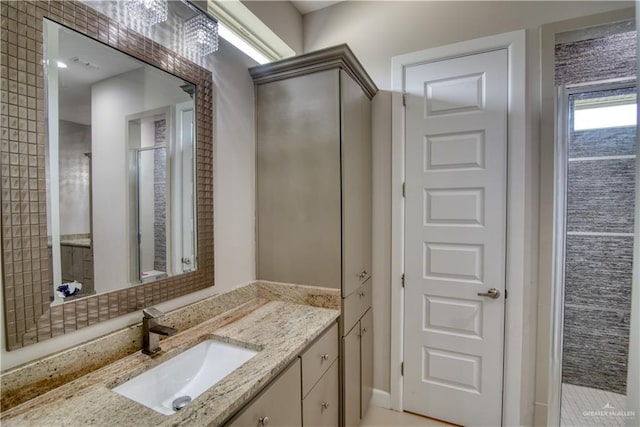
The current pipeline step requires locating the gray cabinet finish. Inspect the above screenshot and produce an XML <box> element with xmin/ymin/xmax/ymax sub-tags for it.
<box><xmin>301</xmin><ymin>323</ymin><xmax>339</xmax><ymax>397</ymax></box>
<box><xmin>256</xmin><ymin>70</ymin><xmax>342</xmax><ymax>288</ymax></box>
<box><xmin>341</xmin><ymin>71</ymin><xmax>372</xmax><ymax>297</ymax></box>
<box><xmin>343</xmin><ymin>323</ymin><xmax>361</xmax><ymax>427</ymax></box>
<box><xmin>251</xmin><ymin>45</ymin><xmax>377</xmax><ymax>427</ymax></box>
<box><xmin>342</xmin><ymin>279</ymin><xmax>372</xmax><ymax>335</ymax></box>
<box><xmin>303</xmin><ymin>360</ymin><xmax>340</xmax><ymax>427</ymax></box>
<box><xmin>360</xmin><ymin>308</ymin><xmax>373</xmax><ymax>418</ymax></box>
<box><xmin>226</xmin><ymin>359</ymin><xmax>302</xmax><ymax>427</ymax></box>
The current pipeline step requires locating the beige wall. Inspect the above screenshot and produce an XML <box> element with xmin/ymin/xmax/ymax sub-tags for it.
<box><xmin>304</xmin><ymin>1</ymin><xmax>631</xmax><ymax>91</ymax></box>
<box><xmin>242</xmin><ymin>1</ymin><xmax>303</xmax><ymax>54</ymax></box>
<box><xmin>0</xmin><ymin>38</ymin><xmax>257</xmax><ymax>371</ymax></box>
<box><xmin>302</xmin><ymin>0</ymin><xmax>633</xmax><ymax>408</ymax></box>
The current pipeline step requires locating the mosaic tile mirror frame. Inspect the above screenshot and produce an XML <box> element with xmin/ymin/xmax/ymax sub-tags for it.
<box><xmin>0</xmin><ymin>0</ymin><xmax>214</xmax><ymax>350</ymax></box>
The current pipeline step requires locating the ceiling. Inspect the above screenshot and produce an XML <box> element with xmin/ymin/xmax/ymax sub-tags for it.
<box><xmin>290</xmin><ymin>0</ymin><xmax>343</xmax><ymax>15</ymax></box>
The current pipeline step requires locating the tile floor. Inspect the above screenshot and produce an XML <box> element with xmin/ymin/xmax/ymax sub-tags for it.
<box><xmin>362</xmin><ymin>405</ymin><xmax>452</xmax><ymax>427</ymax></box>
<box><xmin>561</xmin><ymin>383</ymin><xmax>628</xmax><ymax>427</ymax></box>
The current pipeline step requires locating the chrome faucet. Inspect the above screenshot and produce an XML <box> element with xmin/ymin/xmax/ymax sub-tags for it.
<box><xmin>142</xmin><ymin>307</ymin><xmax>177</xmax><ymax>355</ymax></box>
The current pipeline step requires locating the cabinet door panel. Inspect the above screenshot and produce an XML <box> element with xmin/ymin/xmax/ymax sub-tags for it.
<box><xmin>302</xmin><ymin>323</ymin><xmax>338</xmax><ymax>398</ymax></box>
<box><xmin>341</xmin><ymin>71</ymin><xmax>372</xmax><ymax>297</ymax></box>
<box><xmin>360</xmin><ymin>308</ymin><xmax>373</xmax><ymax>418</ymax></box>
<box><xmin>302</xmin><ymin>361</ymin><xmax>339</xmax><ymax>427</ymax></box>
<box><xmin>343</xmin><ymin>322</ymin><xmax>361</xmax><ymax>427</ymax></box>
<box><xmin>226</xmin><ymin>359</ymin><xmax>302</xmax><ymax>427</ymax></box>
<box><xmin>256</xmin><ymin>70</ymin><xmax>342</xmax><ymax>289</ymax></box>
<box><xmin>342</xmin><ymin>279</ymin><xmax>371</xmax><ymax>334</ymax></box>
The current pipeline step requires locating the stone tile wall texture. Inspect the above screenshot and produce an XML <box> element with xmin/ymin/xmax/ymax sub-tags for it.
<box><xmin>153</xmin><ymin>118</ymin><xmax>166</xmax><ymax>272</ymax></box>
<box><xmin>558</xmin><ymin>32</ymin><xmax>636</xmax><ymax>394</ymax></box>
<box><xmin>558</xmin><ymin>29</ymin><xmax>636</xmax><ymax>395</ymax></box>
<box><xmin>556</xmin><ymin>30</ymin><xmax>636</xmax><ymax>85</ymax></box>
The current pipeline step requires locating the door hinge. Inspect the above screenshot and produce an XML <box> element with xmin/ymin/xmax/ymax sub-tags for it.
<box><xmin>402</xmin><ymin>93</ymin><xmax>407</xmax><ymax>107</ymax></box>
<box><xmin>401</xmin><ymin>362</ymin><xmax>404</xmax><ymax>376</ymax></box>
<box><xmin>402</xmin><ymin>182</ymin><xmax>406</xmax><ymax>197</ymax></box>
<box><xmin>401</xmin><ymin>273</ymin><xmax>405</xmax><ymax>288</ymax></box>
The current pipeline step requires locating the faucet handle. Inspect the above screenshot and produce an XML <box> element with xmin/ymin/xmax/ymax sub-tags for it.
<box><xmin>143</xmin><ymin>307</ymin><xmax>164</xmax><ymax>319</ymax></box>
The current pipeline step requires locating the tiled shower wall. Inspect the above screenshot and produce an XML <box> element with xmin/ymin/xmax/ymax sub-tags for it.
<box><xmin>556</xmin><ymin>30</ymin><xmax>636</xmax><ymax>395</ymax></box>
<box><xmin>153</xmin><ymin>119</ymin><xmax>166</xmax><ymax>272</ymax></box>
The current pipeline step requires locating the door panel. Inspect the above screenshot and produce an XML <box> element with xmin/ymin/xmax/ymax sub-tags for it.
<box><xmin>256</xmin><ymin>70</ymin><xmax>342</xmax><ymax>288</ymax></box>
<box><xmin>226</xmin><ymin>359</ymin><xmax>302</xmax><ymax>427</ymax></box>
<box><xmin>341</xmin><ymin>71</ymin><xmax>372</xmax><ymax>297</ymax></box>
<box><xmin>403</xmin><ymin>49</ymin><xmax>508</xmax><ymax>427</ymax></box>
<box><xmin>302</xmin><ymin>361</ymin><xmax>339</xmax><ymax>427</ymax></box>
<box><xmin>360</xmin><ymin>308</ymin><xmax>373</xmax><ymax>418</ymax></box>
<box><xmin>343</xmin><ymin>322</ymin><xmax>361</xmax><ymax>427</ymax></box>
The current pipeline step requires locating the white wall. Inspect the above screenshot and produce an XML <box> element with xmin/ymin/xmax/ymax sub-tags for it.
<box><xmin>0</xmin><ymin>36</ymin><xmax>257</xmax><ymax>371</ymax></box>
<box><xmin>208</xmin><ymin>39</ymin><xmax>257</xmax><ymax>291</ymax></box>
<box><xmin>302</xmin><ymin>0</ymin><xmax>633</xmax><ymax>411</ymax></box>
<box><xmin>58</xmin><ymin>120</ymin><xmax>92</xmax><ymax>235</ymax></box>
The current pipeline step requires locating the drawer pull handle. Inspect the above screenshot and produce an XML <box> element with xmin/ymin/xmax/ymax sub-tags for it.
<box><xmin>358</xmin><ymin>292</ymin><xmax>365</xmax><ymax>298</ymax></box>
<box><xmin>321</xmin><ymin>353</ymin><xmax>329</xmax><ymax>361</ymax></box>
<box><xmin>321</xmin><ymin>401</ymin><xmax>330</xmax><ymax>410</ymax></box>
<box><xmin>259</xmin><ymin>416</ymin><xmax>270</xmax><ymax>426</ymax></box>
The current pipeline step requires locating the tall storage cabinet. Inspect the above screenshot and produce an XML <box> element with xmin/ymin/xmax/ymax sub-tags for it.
<box><xmin>250</xmin><ymin>45</ymin><xmax>377</xmax><ymax>427</ymax></box>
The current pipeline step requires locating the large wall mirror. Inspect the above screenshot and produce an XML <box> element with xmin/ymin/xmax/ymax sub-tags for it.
<box><xmin>1</xmin><ymin>1</ymin><xmax>214</xmax><ymax>350</ymax></box>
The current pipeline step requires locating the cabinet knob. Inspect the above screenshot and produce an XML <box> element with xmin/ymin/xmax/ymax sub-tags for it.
<box><xmin>321</xmin><ymin>401</ymin><xmax>329</xmax><ymax>410</ymax></box>
<box><xmin>259</xmin><ymin>416</ymin><xmax>270</xmax><ymax>426</ymax></box>
<box><xmin>321</xmin><ymin>353</ymin><xmax>329</xmax><ymax>361</ymax></box>
<box><xmin>362</xmin><ymin>327</ymin><xmax>367</xmax><ymax>335</ymax></box>
<box><xmin>358</xmin><ymin>292</ymin><xmax>365</xmax><ymax>298</ymax></box>
<box><xmin>358</xmin><ymin>270</ymin><xmax>368</xmax><ymax>279</ymax></box>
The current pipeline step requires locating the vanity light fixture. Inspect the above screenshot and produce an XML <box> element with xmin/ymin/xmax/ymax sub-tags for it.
<box><xmin>182</xmin><ymin>1</ymin><xmax>219</xmax><ymax>59</ymax></box>
<box><xmin>124</xmin><ymin>0</ymin><xmax>168</xmax><ymax>29</ymax></box>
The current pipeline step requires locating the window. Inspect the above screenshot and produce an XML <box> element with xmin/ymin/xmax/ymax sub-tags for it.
<box><xmin>573</xmin><ymin>93</ymin><xmax>637</xmax><ymax>131</ymax></box>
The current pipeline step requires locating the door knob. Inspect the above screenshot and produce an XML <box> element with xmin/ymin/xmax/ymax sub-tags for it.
<box><xmin>477</xmin><ymin>288</ymin><xmax>501</xmax><ymax>299</ymax></box>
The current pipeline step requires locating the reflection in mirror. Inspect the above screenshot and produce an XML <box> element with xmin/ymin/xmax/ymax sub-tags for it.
<box><xmin>45</xmin><ymin>19</ymin><xmax>197</xmax><ymax>305</ymax></box>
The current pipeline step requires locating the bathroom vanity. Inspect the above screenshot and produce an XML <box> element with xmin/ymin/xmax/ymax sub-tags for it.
<box><xmin>0</xmin><ymin>282</ymin><xmax>340</xmax><ymax>426</ymax></box>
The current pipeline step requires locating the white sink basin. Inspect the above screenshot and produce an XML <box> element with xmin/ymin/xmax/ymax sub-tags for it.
<box><xmin>113</xmin><ymin>340</ymin><xmax>258</xmax><ymax>415</ymax></box>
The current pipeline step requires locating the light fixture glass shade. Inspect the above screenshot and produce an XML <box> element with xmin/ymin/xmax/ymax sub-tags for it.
<box><xmin>184</xmin><ymin>13</ymin><xmax>219</xmax><ymax>58</ymax></box>
<box><xmin>124</xmin><ymin>0</ymin><xmax>168</xmax><ymax>28</ymax></box>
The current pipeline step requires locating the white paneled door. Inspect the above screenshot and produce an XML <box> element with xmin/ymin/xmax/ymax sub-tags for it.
<box><xmin>403</xmin><ymin>49</ymin><xmax>508</xmax><ymax>426</ymax></box>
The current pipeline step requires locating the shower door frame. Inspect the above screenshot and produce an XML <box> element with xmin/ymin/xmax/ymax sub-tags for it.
<box><xmin>550</xmin><ymin>79</ymin><xmax>638</xmax><ymax>426</ymax></box>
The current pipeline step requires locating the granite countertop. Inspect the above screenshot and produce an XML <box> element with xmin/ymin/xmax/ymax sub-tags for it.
<box><xmin>1</xmin><ymin>287</ymin><xmax>340</xmax><ymax>426</ymax></box>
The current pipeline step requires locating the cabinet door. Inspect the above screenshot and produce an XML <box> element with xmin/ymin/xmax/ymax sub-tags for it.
<box><xmin>256</xmin><ymin>70</ymin><xmax>342</xmax><ymax>289</ymax></box>
<box><xmin>226</xmin><ymin>359</ymin><xmax>302</xmax><ymax>427</ymax></box>
<box><xmin>360</xmin><ymin>308</ymin><xmax>373</xmax><ymax>418</ymax></box>
<box><xmin>302</xmin><ymin>361</ymin><xmax>339</xmax><ymax>427</ymax></box>
<box><xmin>343</xmin><ymin>322</ymin><xmax>361</xmax><ymax>427</ymax></box>
<box><xmin>341</xmin><ymin>70</ymin><xmax>372</xmax><ymax>297</ymax></box>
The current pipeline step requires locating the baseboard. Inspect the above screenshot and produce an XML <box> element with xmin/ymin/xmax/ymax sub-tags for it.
<box><xmin>370</xmin><ymin>388</ymin><xmax>392</xmax><ymax>409</ymax></box>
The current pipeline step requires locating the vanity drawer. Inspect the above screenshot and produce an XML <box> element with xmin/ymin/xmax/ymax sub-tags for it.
<box><xmin>226</xmin><ymin>359</ymin><xmax>302</xmax><ymax>427</ymax></box>
<box><xmin>342</xmin><ymin>278</ymin><xmax>371</xmax><ymax>335</ymax></box>
<box><xmin>301</xmin><ymin>322</ymin><xmax>338</xmax><ymax>397</ymax></box>
<box><xmin>302</xmin><ymin>360</ymin><xmax>339</xmax><ymax>427</ymax></box>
